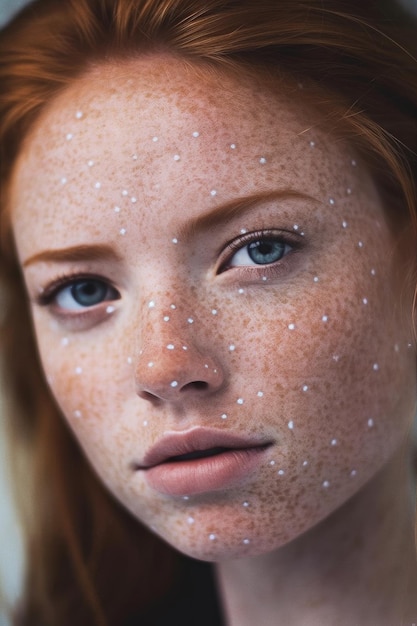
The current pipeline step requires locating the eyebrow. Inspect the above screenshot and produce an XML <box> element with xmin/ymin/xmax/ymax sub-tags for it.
<box><xmin>22</xmin><ymin>244</ymin><xmax>122</xmax><ymax>268</ymax></box>
<box><xmin>177</xmin><ymin>189</ymin><xmax>318</xmax><ymax>239</ymax></box>
<box><xmin>22</xmin><ymin>189</ymin><xmax>316</xmax><ymax>268</ymax></box>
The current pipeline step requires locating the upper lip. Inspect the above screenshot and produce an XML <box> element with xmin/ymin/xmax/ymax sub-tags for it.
<box><xmin>137</xmin><ymin>427</ymin><xmax>272</xmax><ymax>469</ymax></box>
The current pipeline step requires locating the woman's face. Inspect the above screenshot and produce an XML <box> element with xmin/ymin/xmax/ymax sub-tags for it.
<box><xmin>10</xmin><ymin>56</ymin><xmax>416</xmax><ymax>560</ymax></box>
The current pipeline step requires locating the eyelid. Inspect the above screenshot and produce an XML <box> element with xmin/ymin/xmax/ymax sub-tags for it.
<box><xmin>35</xmin><ymin>272</ymin><xmax>121</xmax><ymax>307</ymax></box>
<box><xmin>218</xmin><ymin>228</ymin><xmax>303</xmax><ymax>272</ymax></box>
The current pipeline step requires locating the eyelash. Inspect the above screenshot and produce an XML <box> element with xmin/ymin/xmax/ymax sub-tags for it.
<box><xmin>219</xmin><ymin>228</ymin><xmax>301</xmax><ymax>274</ymax></box>
<box><xmin>36</xmin><ymin>272</ymin><xmax>120</xmax><ymax>309</ymax></box>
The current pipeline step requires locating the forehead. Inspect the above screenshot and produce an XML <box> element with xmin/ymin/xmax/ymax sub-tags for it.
<box><xmin>10</xmin><ymin>54</ymin><xmax>376</xmax><ymax>250</ymax></box>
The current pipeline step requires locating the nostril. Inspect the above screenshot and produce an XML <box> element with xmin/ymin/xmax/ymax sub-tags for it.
<box><xmin>181</xmin><ymin>380</ymin><xmax>209</xmax><ymax>392</ymax></box>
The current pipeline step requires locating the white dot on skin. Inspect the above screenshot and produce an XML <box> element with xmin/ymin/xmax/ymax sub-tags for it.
<box><xmin>210</xmin><ymin>189</ymin><xmax>217</xmax><ymax>196</ymax></box>
<box><xmin>187</xmin><ymin>318</ymin><xmax>194</xmax><ymax>324</ymax></box>
<box><xmin>368</xmin><ymin>418</ymin><xmax>374</xmax><ymax>428</ymax></box>
<box><xmin>351</xmin><ymin>159</ymin><xmax>357</xmax><ymax>166</ymax></box>
<box><xmin>170</xmin><ymin>304</ymin><xmax>176</xmax><ymax>309</ymax></box>
<box><xmin>183</xmin><ymin>496</ymin><xmax>189</xmax><ymax>501</ymax></box>
<box><xmin>192</xmin><ymin>131</ymin><xmax>200</xmax><ymax>138</ymax></box>
<box><xmin>212</xmin><ymin>309</ymin><xmax>217</xmax><ymax>315</ymax></box>
<box><xmin>302</xmin><ymin>385</ymin><xmax>309</xmax><ymax>392</ymax></box>
<box><xmin>187</xmin><ymin>516</ymin><xmax>195</xmax><ymax>524</ymax></box>
<box><xmin>237</xmin><ymin>398</ymin><xmax>244</xmax><ymax>405</ymax></box>
<box><xmin>278</xmin><ymin>469</ymin><xmax>285</xmax><ymax>476</ymax></box>
<box><xmin>288</xmin><ymin>323</ymin><xmax>295</xmax><ymax>330</ymax></box>
<box><xmin>243</xmin><ymin>501</ymin><xmax>250</xmax><ymax>507</ymax></box>
<box><xmin>88</xmin><ymin>160</ymin><xmax>94</xmax><ymax>167</ymax></box>
<box><xmin>182</xmin><ymin>346</ymin><xmax>188</xmax><ymax>351</ymax></box>
<box><xmin>167</xmin><ymin>344</ymin><xmax>175</xmax><ymax>350</ymax></box>
<box><xmin>172</xmin><ymin>238</ymin><xmax>178</xmax><ymax>244</ymax></box>
<box><xmin>148</xmin><ymin>362</ymin><xmax>154</xmax><ymax>368</ymax></box>
<box><xmin>152</xmin><ymin>136</ymin><xmax>158</xmax><ymax>142</ymax></box>
<box><xmin>259</xmin><ymin>157</ymin><xmax>267</xmax><ymax>164</ymax></box>
<box><xmin>209</xmin><ymin>534</ymin><xmax>216</xmax><ymax>541</ymax></box>
<box><xmin>303</xmin><ymin>460</ymin><xmax>308</xmax><ymax>467</ymax></box>
<box><xmin>269</xmin><ymin>460</ymin><xmax>276</xmax><ymax>466</ymax></box>
<box><xmin>61</xmin><ymin>337</ymin><xmax>69</xmax><ymax>346</ymax></box>
<box><xmin>313</xmin><ymin>276</ymin><xmax>319</xmax><ymax>283</ymax></box>
<box><xmin>350</xmin><ymin>470</ymin><xmax>357</xmax><ymax>477</ymax></box>
<box><xmin>60</xmin><ymin>177</ymin><xmax>67</xmax><ymax>184</ymax></box>
<box><xmin>342</xmin><ymin>221</ymin><xmax>348</xmax><ymax>228</ymax></box>
<box><xmin>119</xmin><ymin>228</ymin><xmax>127</xmax><ymax>235</ymax></box>
<box><xmin>238</xmin><ymin>288</ymin><xmax>245</xmax><ymax>294</ymax></box>
<box><xmin>148</xmin><ymin>300</ymin><xmax>155</xmax><ymax>308</ymax></box>
<box><xmin>288</xmin><ymin>420</ymin><xmax>294</xmax><ymax>430</ymax></box>
<box><xmin>347</xmin><ymin>187</ymin><xmax>352</xmax><ymax>194</ymax></box>
<box><xmin>229</xmin><ymin>344</ymin><xmax>236</xmax><ymax>351</ymax></box>
<box><xmin>293</xmin><ymin>224</ymin><xmax>299</xmax><ymax>231</ymax></box>
<box><xmin>257</xmin><ymin>391</ymin><xmax>264</xmax><ymax>397</ymax></box>
<box><xmin>106</xmin><ymin>305</ymin><xmax>115</xmax><ymax>314</ymax></box>
<box><xmin>243</xmin><ymin>539</ymin><xmax>251</xmax><ymax>545</ymax></box>
<box><xmin>114</xmin><ymin>206</ymin><xmax>121</xmax><ymax>213</ymax></box>
<box><xmin>75</xmin><ymin>367</ymin><xmax>82</xmax><ymax>375</ymax></box>
<box><xmin>163</xmin><ymin>316</ymin><xmax>170</xmax><ymax>322</ymax></box>
<box><xmin>74</xmin><ymin>410</ymin><xmax>82</xmax><ymax>418</ymax></box>
<box><xmin>122</xmin><ymin>190</ymin><xmax>128</xmax><ymax>196</ymax></box>
<box><xmin>240</xmin><ymin>228</ymin><xmax>247</xmax><ymax>234</ymax></box>
<box><xmin>358</xmin><ymin>241</ymin><xmax>363</xmax><ymax>248</ymax></box>
<box><xmin>143</xmin><ymin>420</ymin><xmax>148</xmax><ymax>427</ymax></box>
<box><xmin>329</xmin><ymin>198</ymin><xmax>335</xmax><ymax>205</ymax></box>
<box><xmin>131</xmin><ymin>197</ymin><xmax>137</xmax><ymax>203</ymax></box>
<box><xmin>332</xmin><ymin>355</ymin><xmax>340</xmax><ymax>362</ymax></box>
<box><xmin>371</xmin><ymin>268</ymin><xmax>376</xmax><ymax>276</ymax></box>
<box><xmin>132</xmin><ymin>154</ymin><xmax>138</xmax><ymax>160</ymax></box>
<box><xmin>75</xmin><ymin>111</ymin><xmax>83</xmax><ymax>119</ymax></box>
<box><xmin>170</xmin><ymin>381</ymin><xmax>178</xmax><ymax>388</ymax></box>
<box><xmin>94</xmin><ymin>182</ymin><xmax>101</xmax><ymax>189</ymax></box>
<box><xmin>309</xmin><ymin>140</ymin><xmax>315</xmax><ymax>147</ymax></box>
<box><xmin>230</xmin><ymin>143</ymin><xmax>236</xmax><ymax>149</ymax></box>
<box><xmin>373</xmin><ymin>363</ymin><xmax>379</xmax><ymax>371</ymax></box>
<box><xmin>66</xmin><ymin>133</ymin><xmax>73</xmax><ymax>141</ymax></box>
<box><xmin>323</xmin><ymin>480</ymin><xmax>330</xmax><ymax>488</ymax></box>
<box><xmin>331</xmin><ymin>439</ymin><xmax>337</xmax><ymax>446</ymax></box>
<box><xmin>322</xmin><ymin>315</ymin><xmax>328</xmax><ymax>323</ymax></box>
<box><xmin>173</xmin><ymin>154</ymin><xmax>180</xmax><ymax>161</ymax></box>
<box><xmin>127</xmin><ymin>357</ymin><xmax>132</xmax><ymax>365</ymax></box>
<box><xmin>221</xmin><ymin>413</ymin><xmax>228</xmax><ymax>420</ymax></box>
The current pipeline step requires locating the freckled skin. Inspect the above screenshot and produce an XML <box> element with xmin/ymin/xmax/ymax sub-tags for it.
<box><xmin>10</xmin><ymin>55</ymin><xmax>416</xmax><ymax>562</ymax></box>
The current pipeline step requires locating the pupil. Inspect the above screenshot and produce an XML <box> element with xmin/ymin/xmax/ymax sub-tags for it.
<box><xmin>248</xmin><ymin>239</ymin><xmax>285</xmax><ymax>264</ymax></box>
<box><xmin>71</xmin><ymin>280</ymin><xmax>107</xmax><ymax>306</ymax></box>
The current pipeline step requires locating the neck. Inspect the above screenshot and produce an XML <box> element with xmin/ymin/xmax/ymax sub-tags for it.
<box><xmin>216</xmin><ymin>441</ymin><xmax>417</xmax><ymax>626</ymax></box>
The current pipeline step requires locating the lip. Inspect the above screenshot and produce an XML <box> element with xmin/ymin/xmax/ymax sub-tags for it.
<box><xmin>136</xmin><ymin>427</ymin><xmax>273</xmax><ymax>496</ymax></box>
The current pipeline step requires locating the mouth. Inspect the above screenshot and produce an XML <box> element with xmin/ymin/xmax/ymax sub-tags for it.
<box><xmin>166</xmin><ymin>446</ymin><xmax>238</xmax><ymax>462</ymax></box>
<box><xmin>135</xmin><ymin>428</ymin><xmax>273</xmax><ymax>496</ymax></box>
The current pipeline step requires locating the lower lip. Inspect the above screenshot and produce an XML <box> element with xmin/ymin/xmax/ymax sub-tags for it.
<box><xmin>143</xmin><ymin>446</ymin><xmax>269</xmax><ymax>496</ymax></box>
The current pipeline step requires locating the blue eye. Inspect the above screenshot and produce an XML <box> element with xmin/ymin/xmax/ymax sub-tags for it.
<box><xmin>54</xmin><ymin>278</ymin><xmax>119</xmax><ymax>311</ymax></box>
<box><xmin>228</xmin><ymin>236</ymin><xmax>291</xmax><ymax>267</ymax></box>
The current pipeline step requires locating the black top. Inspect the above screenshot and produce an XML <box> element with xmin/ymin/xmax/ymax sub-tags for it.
<box><xmin>124</xmin><ymin>558</ymin><xmax>225</xmax><ymax>626</ymax></box>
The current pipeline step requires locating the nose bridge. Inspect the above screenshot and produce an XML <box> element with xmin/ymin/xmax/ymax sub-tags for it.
<box><xmin>133</xmin><ymin>292</ymin><xmax>225</xmax><ymax>401</ymax></box>
<box><xmin>139</xmin><ymin>292</ymin><xmax>196</xmax><ymax>352</ymax></box>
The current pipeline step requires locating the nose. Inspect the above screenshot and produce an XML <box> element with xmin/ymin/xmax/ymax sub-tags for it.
<box><xmin>134</xmin><ymin>305</ymin><xmax>226</xmax><ymax>403</ymax></box>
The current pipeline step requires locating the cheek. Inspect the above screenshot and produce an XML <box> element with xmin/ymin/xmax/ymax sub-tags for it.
<box><xmin>33</xmin><ymin>320</ymin><xmax>137</xmax><ymax>475</ymax></box>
